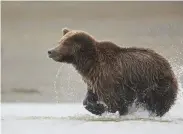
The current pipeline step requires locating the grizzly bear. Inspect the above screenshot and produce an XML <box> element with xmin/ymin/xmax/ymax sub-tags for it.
<box><xmin>48</xmin><ymin>28</ymin><xmax>178</xmax><ymax>117</ymax></box>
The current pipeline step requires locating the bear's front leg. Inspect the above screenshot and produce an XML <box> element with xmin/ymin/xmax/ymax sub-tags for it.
<box><xmin>83</xmin><ymin>90</ymin><xmax>106</xmax><ymax>115</ymax></box>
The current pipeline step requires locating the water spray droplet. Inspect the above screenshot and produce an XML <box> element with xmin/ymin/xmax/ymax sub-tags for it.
<box><xmin>53</xmin><ymin>65</ymin><xmax>62</xmax><ymax>103</ymax></box>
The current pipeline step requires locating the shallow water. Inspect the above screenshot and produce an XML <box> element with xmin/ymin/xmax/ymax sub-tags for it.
<box><xmin>2</xmin><ymin>77</ymin><xmax>183</xmax><ymax>134</ymax></box>
<box><xmin>2</xmin><ymin>101</ymin><xmax>183</xmax><ymax>134</ymax></box>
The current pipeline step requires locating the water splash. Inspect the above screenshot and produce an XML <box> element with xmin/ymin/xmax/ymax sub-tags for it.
<box><xmin>53</xmin><ymin>65</ymin><xmax>63</xmax><ymax>103</ymax></box>
<box><xmin>172</xmin><ymin>64</ymin><xmax>183</xmax><ymax>98</ymax></box>
<box><xmin>66</xmin><ymin>65</ymin><xmax>76</xmax><ymax>99</ymax></box>
<box><xmin>173</xmin><ymin>65</ymin><xmax>183</xmax><ymax>80</ymax></box>
<box><xmin>67</xmin><ymin>66</ymin><xmax>71</xmax><ymax>92</ymax></box>
<box><xmin>19</xmin><ymin>111</ymin><xmax>183</xmax><ymax>124</ymax></box>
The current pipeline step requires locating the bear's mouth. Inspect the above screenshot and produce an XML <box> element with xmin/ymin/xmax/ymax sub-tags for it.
<box><xmin>48</xmin><ymin>54</ymin><xmax>62</xmax><ymax>62</ymax></box>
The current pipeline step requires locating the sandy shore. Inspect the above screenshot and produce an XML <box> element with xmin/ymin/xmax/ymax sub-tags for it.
<box><xmin>1</xmin><ymin>1</ymin><xmax>183</xmax><ymax>103</ymax></box>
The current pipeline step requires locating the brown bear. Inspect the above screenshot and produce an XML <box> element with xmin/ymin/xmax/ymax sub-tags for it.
<box><xmin>48</xmin><ymin>28</ymin><xmax>178</xmax><ymax>117</ymax></box>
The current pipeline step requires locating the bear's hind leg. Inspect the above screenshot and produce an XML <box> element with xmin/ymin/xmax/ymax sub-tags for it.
<box><xmin>154</xmin><ymin>90</ymin><xmax>176</xmax><ymax>117</ymax></box>
<box><xmin>145</xmin><ymin>85</ymin><xmax>177</xmax><ymax>117</ymax></box>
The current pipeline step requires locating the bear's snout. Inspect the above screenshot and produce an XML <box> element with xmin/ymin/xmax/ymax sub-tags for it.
<box><xmin>48</xmin><ymin>49</ymin><xmax>59</xmax><ymax>58</ymax></box>
<box><xmin>48</xmin><ymin>50</ymin><xmax>52</xmax><ymax>55</ymax></box>
<box><xmin>48</xmin><ymin>48</ymin><xmax>64</xmax><ymax>62</ymax></box>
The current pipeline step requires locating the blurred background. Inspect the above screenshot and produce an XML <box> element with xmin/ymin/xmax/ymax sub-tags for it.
<box><xmin>1</xmin><ymin>1</ymin><xmax>183</xmax><ymax>103</ymax></box>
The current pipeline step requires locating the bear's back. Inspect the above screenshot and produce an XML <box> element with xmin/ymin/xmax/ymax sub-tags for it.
<box><xmin>95</xmin><ymin>42</ymin><xmax>173</xmax><ymax>84</ymax></box>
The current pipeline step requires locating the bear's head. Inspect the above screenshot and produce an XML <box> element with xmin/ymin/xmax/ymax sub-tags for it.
<box><xmin>48</xmin><ymin>28</ymin><xmax>97</xmax><ymax>64</ymax></box>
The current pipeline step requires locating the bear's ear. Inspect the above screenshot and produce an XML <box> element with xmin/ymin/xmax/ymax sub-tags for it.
<box><xmin>62</xmin><ymin>27</ymin><xmax>71</xmax><ymax>35</ymax></box>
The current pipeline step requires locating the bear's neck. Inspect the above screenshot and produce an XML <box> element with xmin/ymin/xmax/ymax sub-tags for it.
<box><xmin>73</xmin><ymin>48</ymin><xmax>98</xmax><ymax>77</ymax></box>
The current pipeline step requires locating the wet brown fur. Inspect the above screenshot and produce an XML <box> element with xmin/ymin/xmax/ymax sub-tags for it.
<box><xmin>50</xmin><ymin>28</ymin><xmax>178</xmax><ymax>116</ymax></box>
